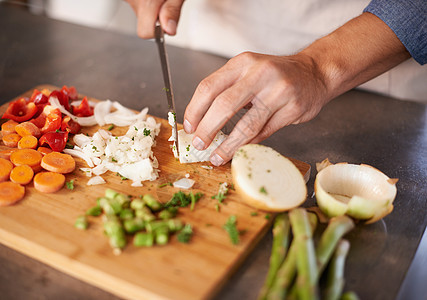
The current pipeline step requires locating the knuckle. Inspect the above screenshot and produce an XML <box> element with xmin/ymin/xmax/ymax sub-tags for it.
<box><xmin>197</xmin><ymin>78</ymin><xmax>214</xmax><ymax>96</ymax></box>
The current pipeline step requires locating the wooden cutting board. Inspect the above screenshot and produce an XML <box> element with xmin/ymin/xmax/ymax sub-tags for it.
<box><xmin>0</xmin><ymin>85</ymin><xmax>310</xmax><ymax>300</ymax></box>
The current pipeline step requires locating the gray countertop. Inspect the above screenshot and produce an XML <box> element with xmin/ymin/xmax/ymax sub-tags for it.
<box><xmin>0</xmin><ymin>4</ymin><xmax>426</xmax><ymax>300</ymax></box>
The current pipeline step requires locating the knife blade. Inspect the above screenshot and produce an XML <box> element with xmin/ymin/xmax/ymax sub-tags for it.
<box><xmin>155</xmin><ymin>23</ymin><xmax>179</xmax><ymax>157</ymax></box>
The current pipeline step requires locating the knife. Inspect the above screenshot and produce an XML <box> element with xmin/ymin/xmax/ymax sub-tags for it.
<box><xmin>155</xmin><ymin>23</ymin><xmax>179</xmax><ymax>157</ymax></box>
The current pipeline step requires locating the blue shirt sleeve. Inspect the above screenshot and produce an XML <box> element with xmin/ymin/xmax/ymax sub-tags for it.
<box><xmin>364</xmin><ymin>0</ymin><xmax>427</xmax><ymax>65</ymax></box>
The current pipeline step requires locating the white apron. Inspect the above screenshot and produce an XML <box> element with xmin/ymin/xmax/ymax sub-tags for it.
<box><xmin>169</xmin><ymin>0</ymin><xmax>427</xmax><ymax>103</ymax></box>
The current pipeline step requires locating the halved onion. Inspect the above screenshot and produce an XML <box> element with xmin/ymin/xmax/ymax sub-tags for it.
<box><xmin>314</xmin><ymin>159</ymin><xmax>398</xmax><ymax>224</ymax></box>
<box><xmin>231</xmin><ymin>144</ymin><xmax>307</xmax><ymax>211</ymax></box>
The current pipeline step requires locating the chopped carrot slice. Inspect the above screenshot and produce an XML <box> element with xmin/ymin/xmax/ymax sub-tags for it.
<box><xmin>15</xmin><ymin>121</ymin><xmax>41</xmax><ymax>138</ymax></box>
<box><xmin>2</xmin><ymin>133</ymin><xmax>21</xmax><ymax>148</ymax></box>
<box><xmin>1</xmin><ymin>120</ymin><xmax>19</xmax><ymax>135</ymax></box>
<box><xmin>10</xmin><ymin>165</ymin><xmax>34</xmax><ymax>185</ymax></box>
<box><xmin>41</xmin><ymin>152</ymin><xmax>75</xmax><ymax>174</ymax></box>
<box><xmin>0</xmin><ymin>158</ymin><xmax>13</xmax><ymax>182</ymax></box>
<box><xmin>0</xmin><ymin>149</ymin><xmax>17</xmax><ymax>160</ymax></box>
<box><xmin>10</xmin><ymin>149</ymin><xmax>43</xmax><ymax>173</ymax></box>
<box><xmin>18</xmin><ymin>135</ymin><xmax>38</xmax><ymax>150</ymax></box>
<box><xmin>33</xmin><ymin>171</ymin><xmax>65</xmax><ymax>193</ymax></box>
<box><xmin>0</xmin><ymin>181</ymin><xmax>25</xmax><ymax>206</ymax></box>
<box><xmin>37</xmin><ymin>146</ymin><xmax>53</xmax><ymax>156</ymax></box>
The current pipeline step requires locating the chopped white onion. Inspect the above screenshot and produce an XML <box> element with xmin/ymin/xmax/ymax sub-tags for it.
<box><xmin>87</xmin><ymin>176</ymin><xmax>106</xmax><ymax>185</ymax></box>
<box><xmin>173</xmin><ymin>178</ymin><xmax>195</xmax><ymax>189</ymax></box>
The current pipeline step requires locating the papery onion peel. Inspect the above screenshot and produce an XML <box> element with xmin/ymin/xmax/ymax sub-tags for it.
<box><xmin>314</xmin><ymin>159</ymin><xmax>398</xmax><ymax>224</ymax></box>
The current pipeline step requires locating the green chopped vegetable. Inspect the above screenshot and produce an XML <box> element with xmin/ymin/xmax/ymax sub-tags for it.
<box><xmin>86</xmin><ymin>205</ymin><xmax>102</xmax><ymax>216</ymax></box>
<box><xmin>260</xmin><ymin>186</ymin><xmax>268</xmax><ymax>195</ymax></box>
<box><xmin>107</xmin><ymin>124</ymin><xmax>115</xmax><ymax>131</ymax></box>
<box><xmin>165</xmin><ymin>191</ymin><xmax>203</xmax><ymax>208</ymax></box>
<box><xmin>66</xmin><ymin>179</ymin><xmax>75</xmax><ymax>190</ymax></box>
<box><xmin>143</xmin><ymin>128</ymin><xmax>151</xmax><ymax>136</ymax></box>
<box><xmin>177</xmin><ymin>224</ymin><xmax>193</xmax><ymax>243</ymax></box>
<box><xmin>223</xmin><ymin>215</ymin><xmax>240</xmax><ymax>245</ymax></box>
<box><xmin>74</xmin><ymin>215</ymin><xmax>88</xmax><ymax>230</ymax></box>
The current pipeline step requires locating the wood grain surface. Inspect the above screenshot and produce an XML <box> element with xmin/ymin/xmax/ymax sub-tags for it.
<box><xmin>0</xmin><ymin>85</ymin><xmax>310</xmax><ymax>300</ymax></box>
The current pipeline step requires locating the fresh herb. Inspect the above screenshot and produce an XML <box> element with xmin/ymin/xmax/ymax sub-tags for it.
<box><xmin>66</xmin><ymin>179</ymin><xmax>75</xmax><ymax>190</ymax></box>
<box><xmin>134</xmin><ymin>126</ymin><xmax>138</xmax><ymax>131</ymax></box>
<box><xmin>177</xmin><ymin>224</ymin><xmax>193</xmax><ymax>243</ymax></box>
<box><xmin>143</xmin><ymin>128</ymin><xmax>151</xmax><ymax>136</ymax></box>
<box><xmin>56</xmin><ymin>129</ymin><xmax>60</xmax><ymax>133</ymax></box>
<box><xmin>116</xmin><ymin>173</ymin><xmax>128</xmax><ymax>180</ymax></box>
<box><xmin>211</xmin><ymin>182</ymin><xmax>229</xmax><ymax>204</ymax></box>
<box><xmin>260</xmin><ymin>186</ymin><xmax>268</xmax><ymax>195</ymax></box>
<box><xmin>223</xmin><ymin>215</ymin><xmax>240</xmax><ymax>245</ymax></box>
<box><xmin>158</xmin><ymin>182</ymin><xmax>172</xmax><ymax>188</ymax></box>
<box><xmin>65</xmin><ymin>142</ymin><xmax>74</xmax><ymax>149</ymax></box>
<box><xmin>265</xmin><ymin>214</ymin><xmax>271</xmax><ymax>220</ymax></box>
<box><xmin>186</xmin><ymin>144</ymin><xmax>190</xmax><ymax>151</ymax></box>
<box><xmin>92</xmin><ymin>145</ymin><xmax>98</xmax><ymax>151</ymax></box>
<box><xmin>250</xmin><ymin>212</ymin><xmax>258</xmax><ymax>217</ymax></box>
<box><xmin>111</xmin><ymin>157</ymin><xmax>117</xmax><ymax>162</ymax></box>
<box><xmin>107</xmin><ymin>124</ymin><xmax>115</xmax><ymax>131</ymax></box>
<box><xmin>165</xmin><ymin>191</ymin><xmax>204</xmax><ymax>208</ymax></box>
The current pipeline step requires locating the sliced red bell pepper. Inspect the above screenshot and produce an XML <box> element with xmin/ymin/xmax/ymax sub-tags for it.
<box><xmin>61</xmin><ymin>85</ymin><xmax>78</xmax><ymax>100</ymax></box>
<box><xmin>72</xmin><ymin>96</ymin><xmax>93</xmax><ymax>117</ymax></box>
<box><xmin>49</xmin><ymin>90</ymin><xmax>71</xmax><ymax>112</ymax></box>
<box><xmin>61</xmin><ymin>116</ymin><xmax>81</xmax><ymax>134</ymax></box>
<box><xmin>39</xmin><ymin>130</ymin><xmax>69</xmax><ymax>152</ymax></box>
<box><xmin>40</xmin><ymin>107</ymin><xmax>62</xmax><ymax>134</ymax></box>
<box><xmin>30</xmin><ymin>89</ymin><xmax>49</xmax><ymax>105</ymax></box>
<box><xmin>2</xmin><ymin>98</ymin><xmax>38</xmax><ymax>122</ymax></box>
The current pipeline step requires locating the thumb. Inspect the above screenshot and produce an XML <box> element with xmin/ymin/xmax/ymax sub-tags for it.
<box><xmin>159</xmin><ymin>0</ymin><xmax>185</xmax><ymax>36</ymax></box>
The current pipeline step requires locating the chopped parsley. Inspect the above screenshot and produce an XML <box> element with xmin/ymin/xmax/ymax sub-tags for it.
<box><xmin>250</xmin><ymin>212</ymin><xmax>258</xmax><ymax>217</ymax></box>
<box><xmin>116</xmin><ymin>173</ymin><xmax>128</xmax><ymax>180</ymax></box>
<box><xmin>223</xmin><ymin>215</ymin><xmax>240</xmax><ymax>245</ymax></box>
<box><xmin>134</xmin><ymin>126</ymin><xmax>138</xmax><ymax>131</ymax></box>
<box><xmin>165</xmin><ymin>191</ymin><xmax>204</xmax><ymax>208</ymax></box>
<box><xmin>66</xmin><ymin>179</ymin><xmax>75</xmax><ymax>190</ymax></box>
<box><xmin>111</xmin><ymin>157</ymin><xmax>117</xmax><ymax>162</ymax></box>
<box><xmin>211</xmin><ymin>182</ymin><xmax>229</xmax><ymax>204</ymax></box>
<box><xmin>143</xmin><ymin>128</ymin><xmax>151</xmax><ymax>136</ymax></box>
<box><xmin>177</xmin><ymin>224</ymin><xmax>193</xmax><ymax>243</ymax></box>
<box><xmin>158</xmin><ymin>182</ymin><xmax>173</xmax><ymax>188</ymax></box>
<box><xmin>107</xmin><ymin>124</ymin><xmax>115</xmax><ymax>131</ymax></box>
<box><xmin>92</xmin><ymin>146</ymin><xmax>98</xmax><ymax>152</ymax></box>
<box><xmin>260</xmin><ymin>186</ymin><xmax>268</xmax><ymax>195</ymax></box>
<box><xmin>186</xmin><ymin>144</ymin><xmax>190</xmax><ymax>151</ymax></box>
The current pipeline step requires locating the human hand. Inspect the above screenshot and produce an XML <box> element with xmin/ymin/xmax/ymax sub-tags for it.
<box><xmin>125</xmin><ymin>0</ymin><xmax>185</xmax><ymax>38</ymax></box>
<box><xmin>183</xmin><ymin>52</ymin><xmax>330</xmax><ymax>166</ymax></box>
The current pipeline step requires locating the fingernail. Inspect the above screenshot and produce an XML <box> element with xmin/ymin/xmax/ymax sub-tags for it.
<box><xmin>183</xmin><ymin>119</ymin><xmax>192</xmax><ymax>133</ymax></box>
<box><xmin>166</xmin><ymin>19</ymin><xmax>177</xmax><ymax>35</ymax></box>
<box><xmin>210</xmin><ymin>154</ymin><xmax>224</xmax><ymax>166</ymax></box>
<box><xmin>193</xmin><ymin>136</ymin><xmax>205</xmax><ymax>150</ymax></box>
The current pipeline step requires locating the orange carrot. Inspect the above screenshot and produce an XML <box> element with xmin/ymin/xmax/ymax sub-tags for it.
<box><xmin>0</xmin><ymin>149</ymin><xmax>17</xmax><ymax>160</ymax></box>
<box><xmin>10</xmin><ymin>149</ymin><xmax>43</xmax><ymax>173</ymax></box>
<box><xmin>41</xmin><ymin>152</ymin><xmax>75</xmax><ymax>174</ymax></box>
<box><xmin>2</xmin><ymin>133</ymin><xmax>21</xmax><ymax>148</ymax></box>
<box><xmin>37</xmin><ymin>146</ymin><xmax>53</xmax><ymax>156</ymax></box>
<box><xmin>1</xmin><ymin>120</ymin><xmax>19</xmax><ymax>135</ymax></box>
<box><xmin>0</xmin><ymin>158</ymin><xmax>13</xmax><ymax>182</ymax></box>
<box><xmin>10</xmin><ymin>165</ymin><xmax>34</xmax><ymax>185</ymax></box>
<box><xmin>33</xmin><ymin>171</ymin><xmax>65</xmax><ymax>193</ymax></box>
<box><xmin>18</xmin><ymin>135</ymin><xmax>38</xmax><ymax>150</ymax></box>
<box><xmin>0</xmin><ymin>181</ymin><xmax>25</xmax><ymax>206</ymax></box>
<box><xmin>15</xmin><ymin>121</ymin><xmax>41</xmax><ymax>138</ymax></box>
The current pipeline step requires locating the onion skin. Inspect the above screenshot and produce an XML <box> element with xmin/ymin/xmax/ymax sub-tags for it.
<box><xmin>314</xmin><ymin>159</ymin><xmax>397</xmax><ymax>224</ymax></box>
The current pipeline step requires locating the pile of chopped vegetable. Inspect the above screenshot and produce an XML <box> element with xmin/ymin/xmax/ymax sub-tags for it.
<box><xmin>76</xmin><ymin>189</ymin><xmax>198</xmax><ymax>254</ymax></box>
<box><xmin>66</xmin><ymin>116</ymin><xmax>161</xmax><ymax>186</ymax></box>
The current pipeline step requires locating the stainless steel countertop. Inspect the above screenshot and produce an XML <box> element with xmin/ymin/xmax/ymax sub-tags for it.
<box><xmin>0</xmin><ymin>4</ymin><xmax>426</xmax><ymax>300</ymax></box>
